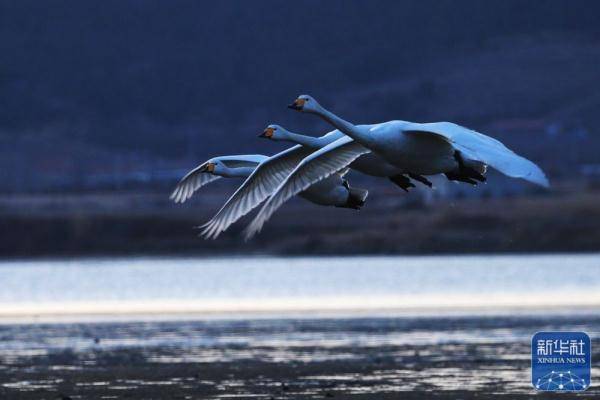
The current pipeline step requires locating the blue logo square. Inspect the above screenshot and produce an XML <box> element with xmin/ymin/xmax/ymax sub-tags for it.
<box><xmin>532</xmin><ymin>331</ymin><xmax>591</xmax><ymax>391</ymax></box>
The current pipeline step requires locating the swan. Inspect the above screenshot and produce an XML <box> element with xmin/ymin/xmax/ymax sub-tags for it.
<box><xmin>287</xmin><ymin>95</ymin><xmax>549</xmax><ymax>186</ymax></box>
<box><xmin>193</xmin><ymin>151</ymin><xmax>369</xmax><ymax>239</ymax></box>
<box><xmin>170</xmin><ymin>154</ymin><xmax>268</xmax><ymax>203</ymax></box>
<box><xmin>259</xmin><ymin>124</ymin><xmax>433</xmax><ymax>190</ymax></box>
<box><xmin>243</xmin><ymin>95</ymin><xmax>549</xmax><ymax>238</ymax></box>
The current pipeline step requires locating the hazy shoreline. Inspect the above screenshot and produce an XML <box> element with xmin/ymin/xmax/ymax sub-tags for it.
<box><xmin>3</xmin><ymin>190</ymin><xmax>600</xmax><ymax>257</ymax></box>
<box><xmin>2</xmin><ymin>250</ymin><xmax>599</xmax><ymax>262</ymax></box>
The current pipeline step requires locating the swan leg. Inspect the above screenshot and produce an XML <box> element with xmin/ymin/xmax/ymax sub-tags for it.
<box><xmin>467</xmin><ymin>168</ymin><xmax>486</xmax><ymax>182</ymax></box>
<box><xmin>444</xmin><ymin>171</ymin><xmax>478</xmax><ymax>185</ymax></box>
<box><xmin>389</xmin><ymin>174</ymin><xmax>416</xmax><ymax>192</ymax></box>
<box><xmin>408</xmin><ymin>173</ymin><xmax>433</xmax><ymax>188</ymax></box>
<box><xmin>446</xmin><ymin>151</ymin><xmax>487</xmax><ymax>185</ymax></box>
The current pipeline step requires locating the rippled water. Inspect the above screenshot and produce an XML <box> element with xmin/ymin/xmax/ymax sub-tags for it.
<box><xmin>0</xmin><ymin>255</ymin><xmax>599</xmax><ymax>397</ymax></box>
<box><xmin>0</xmin><ymin>316</ymin><xmax>599</xmax><ymax>398</ymax></box>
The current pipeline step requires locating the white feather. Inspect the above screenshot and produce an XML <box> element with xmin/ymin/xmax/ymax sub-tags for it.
<box><xmin>170</xmin><ymin>162</ymin><xmax>221</xmax><ymax>204</ymax></box>
<box><xmin>169</xmin><ymin>155</ymin><xmax>268</xmax><ymax>204</ymax></box>
<box><xmin>403</xmin><ymin>122</ymin><xmax>550</xmax><ymax>187</ymax></box>
<box><xmin>244</xmin><ymin>136</ymin><xmax>370</xmax><ymax>239</ymax></box>
<box><xmin>199</xmin><ymin>145</ymin><xmax>315</xmax><ymax>239</ymax></box>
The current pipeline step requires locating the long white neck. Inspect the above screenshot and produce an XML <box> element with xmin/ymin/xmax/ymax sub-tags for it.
<box><xmin>218</xmin><ymin>166</ymin><xmax>255</xmax><ymax>178</ymax></box>
<box><xmin>313</xmin><ymin>106</ymin><xmax>371</xmax><ymax>145</ymax></box>
<box><xmin>314</xmin><ymin>105</ymin><xmax>371</xmax><ymax>146</ymax></box>
<box><xmin>281</xmin><ymin>130</ymin><xmax>334</xmax><ymax>149</ymax></box>
<box><xmin>316</xmin><ymin>105</ymin><xmax>358</xmax><ymax>139</ymax></box>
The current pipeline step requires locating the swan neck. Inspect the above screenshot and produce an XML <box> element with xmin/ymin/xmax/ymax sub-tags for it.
<box><xmin>219</xmin><ymin>166</ymin><xmax>254</xmax><ymax>178</ymax></box>
<box><xmin>317</xmin><ymin>107</ymin><xmax>368</xmax><ymax>143</ymax></box>
<box><xmin>282</xmin><ymin>131</ymin><xmax>323</xmax><ymax>148</ymax></box>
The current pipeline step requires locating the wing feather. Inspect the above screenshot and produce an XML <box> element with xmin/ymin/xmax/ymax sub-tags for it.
<box><xmin>404</xmin><ymin>122</ymin><xmax>549</xmax><ymax>187</ymax></box>
<box><xmin>199</xmin><ymin>145</ymin><xmax>314</xmax><ymax>239</ymax></box>
<box><xmin>170</xmin><ymin>155</ymin><xmax>269</xmax><ymax>204</ymax></box>
<box><xmin>170</xmin><ymin>162</ymin><xmax>222</xmax><ymax>204</ymax></box>
<box><xmin>244</xmin><ymin>136</ymin><xmax>370</xmax><ymax>239</ymax></box>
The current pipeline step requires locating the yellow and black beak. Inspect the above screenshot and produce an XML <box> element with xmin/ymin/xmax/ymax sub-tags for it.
<box><xmin>201</xmin><ymin>162</ymin><xmax>216</xmax><ymax>173</ymax></box>
<box><xmin>287</xmin><ymin>97</ymin><xmax>305</xmax><ymax>111</ymax></box>
<box><xmin>259</xmin><ymin>127</ymin><xmax>275</xmax><ymax>138</ymax></box>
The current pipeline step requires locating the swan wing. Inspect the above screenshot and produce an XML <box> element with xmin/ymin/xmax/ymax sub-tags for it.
<box><xmin>403</xmin><ymin>122</ymin><xmax>549</xmax><ymax>187</ymax></box>
<box><xmin>170</xmin><ymin>155</ymin><xmax>269</xmax><ymax>204</ymax></box>
<box><xmin>244</xmin><ymin>136</ymin><xmax>371</xmax><ymax>240</ymax></box>
<box><xmin>199</xmin><ymin>145</ymin><xmax>314</xmax><ymax>239</ymax></box>
<box><xmin>170</xmin><ymin>161</ymin><xmax>222</xmax><ymax>204</ymax></box>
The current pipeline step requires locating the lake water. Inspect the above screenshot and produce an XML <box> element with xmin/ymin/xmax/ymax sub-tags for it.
<box><xmin>1</xmin><ymin>254</ymin><xmax>600</xmax><ymax>398</ymax></box>
<box><xmin>0</xmin><ymin>253</ymin><xmax>599</xmax><ymax>322</ymax></box>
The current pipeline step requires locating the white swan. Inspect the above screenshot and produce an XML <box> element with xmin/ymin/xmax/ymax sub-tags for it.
<box><xmin>288</xmin><ymin>95</ymin><xmax>549</xmax><ymax>186</ymax></box>
<box><xmin>170</xmin><ymin>154</ymin><xmax>268</xmax><ymax>203</ymax></box>
<box><xmin>195</xmin><ymin>150</ymin><xmax>368</xmax><ymax>239</ymax></box>
<box><xmin>259</xmin><ymin>124</ymin><xmax>433</xmax><ymax>190</ymax></box>
<box><xmin>243</xmin><ymin>95</ymin><xmax>549</xmax><ymax>238</ymax></box>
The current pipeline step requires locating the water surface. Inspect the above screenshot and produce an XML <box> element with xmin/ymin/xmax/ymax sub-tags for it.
<box><xmin>0</xmin><ymin>254</ymin><xmax>599</xmax><ymax>320</ymax></box>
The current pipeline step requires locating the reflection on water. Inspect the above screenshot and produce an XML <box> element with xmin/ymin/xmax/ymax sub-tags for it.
<box><xmin>1</xmin><ymin>255</ymin><xmax>599</xmax><ymax>398</ymax></box>
<box><xmin>0</xmin><ymin>254</ymin><xmax>599</xmax><ymax>319</ymax></box>
<box><xmin>0</xmin><ymin>316</ymin><xmax>599</xmax><ymax>398</ymax></box>
<box><xmin>1</xmin><ymin>316</ymin><xmax>598</xmax><ymax>355</ymax></box>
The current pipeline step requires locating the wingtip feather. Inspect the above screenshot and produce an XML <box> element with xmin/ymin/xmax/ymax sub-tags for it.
<box><xmin>243</xmin><ymin>221</ymin><xmax>262</xmax><ymax>241</ymax></box>
<box><xmin>524</xmin><ymin>163</ymin><xmax>550</xmax><ymax>188</ymax></box>
<box><xmin>536</xmin><ymin>174</ymin><xmax>550</xmax><ymax>188</ymax></box>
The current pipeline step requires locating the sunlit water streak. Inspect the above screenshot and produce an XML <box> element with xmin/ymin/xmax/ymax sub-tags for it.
<box><xmin>0</xmin><ymin>254</ymin><xmax>599</xmax><ymax>321</ymax></box>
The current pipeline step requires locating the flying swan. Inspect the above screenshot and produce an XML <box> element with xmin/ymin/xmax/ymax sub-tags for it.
<box><xmin>198</xmin><ymin>122</ymin><xmax>435</xmax><ymax>240</ymax></box>
<box><xmin>188</xmin><ymin>152</ymin><xmax>369</xmax><ymax>239</ymax></box>
<box><xmin>243</xmin><ymin>95</ymin><xmax>549</xmax><ymax>238</ymax></box>
<box><xmin>170</xmin><ymin>154</ymin><xmax>268</xmax><ymax>203</ymax></box>
<box><xmin>259</xmin><ymin>124</ymin><xmax>434</xmax><ymax>190</ymax></box>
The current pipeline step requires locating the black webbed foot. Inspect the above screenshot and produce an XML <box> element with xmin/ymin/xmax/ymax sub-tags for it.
<box><xmin>408</xmin><ymin>173</ymin><xmax>433</xmax><ymax>188</ymax></box>
<box><xmin>389</xmin><ymin>174</ymin><xmax>416</xmax><ymax>192</ymax></box>
<box><xmin>445</xmin><ymin>171</ymin><xmax>478</xmax><ymax>186</ymax></box>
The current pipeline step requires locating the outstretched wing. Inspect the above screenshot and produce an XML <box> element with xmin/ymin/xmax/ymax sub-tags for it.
<box><xmin>199</xmin><ymin>145</ymin><xmax>315</xmax><ymax>239</ymax></box>
<box><xmin>244</xmin><ymin>136</ymin><xmax>370</xmax><ymax>240</ymax></box>
<box><xmin>170</xmin><ymin>155</ymin><xmax>268</xmax><ymax>204</ymax></box>
<box><xmin>403</xmin><ymin>122</ymin><xmax>549</xmax><ymax>187</ymax></box>
<box><xmin>170</xmin><ymin>162</ymin><xmax>222</xmax><ymax>204</ymax></box>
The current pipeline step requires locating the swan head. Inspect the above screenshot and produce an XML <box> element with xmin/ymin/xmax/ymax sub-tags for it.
<box><xmin>200</xmin><ymin>160</ymin><xmax>219</xmax><ymax>174</ymax></box>
<box><xmin>258</xmin><ymin>124</ymin><xmax>287</xmax><ymax>141</ymax></box>
<box><xmin>288</xmin><ymin>94</ymin><xmax>320</xmax><ymax>113</ymax></box>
